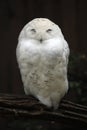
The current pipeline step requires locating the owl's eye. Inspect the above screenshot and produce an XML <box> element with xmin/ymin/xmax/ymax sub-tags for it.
<box><xmin>46</xmin><ymin>29</ymin><xmax>52</xmax><ymax>33</ymax></box>
<box><xmin>30</xmin><ymin>29</ymin><xmax>36</xmax><ymax>33</ymax></box>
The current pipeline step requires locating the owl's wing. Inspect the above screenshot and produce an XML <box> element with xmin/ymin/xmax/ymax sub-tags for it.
<box><xmin>63</xmin><ymin>40</ymin><xmax>70</xmax><ymax>65</ymax></box>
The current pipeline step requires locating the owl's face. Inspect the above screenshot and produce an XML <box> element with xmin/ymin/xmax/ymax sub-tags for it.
<box><xmin>19</xmin><ymin>18</ymin><xmax>63</xmax><ymax>43</ymax></box>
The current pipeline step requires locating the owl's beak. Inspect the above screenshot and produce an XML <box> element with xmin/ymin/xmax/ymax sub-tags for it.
<box><xmin>39</xmin><ymin>38</ymin><xmax>43</xmax><ymax>43</ymax></box>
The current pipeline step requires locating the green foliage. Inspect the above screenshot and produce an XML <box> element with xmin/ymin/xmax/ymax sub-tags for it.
<box><xmin>68</xmin><ymin>51</ymin><xmax>87</xmax><ymax>105</ymax></box>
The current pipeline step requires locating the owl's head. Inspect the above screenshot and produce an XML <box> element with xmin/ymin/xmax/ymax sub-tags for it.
<box><xmin>19</xmin><ymin>18</ymin><xmax>64</xmax><ymax>43</ymax></box>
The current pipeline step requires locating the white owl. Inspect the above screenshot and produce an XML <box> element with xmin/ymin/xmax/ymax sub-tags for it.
<box><xmin>16</xmin><ymin>18</ymin><xmax>70</xmax><ymax>109</ymax></box>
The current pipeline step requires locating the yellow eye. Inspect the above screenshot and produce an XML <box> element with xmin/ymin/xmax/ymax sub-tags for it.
<box><xmin>30</xmin><ymin>29</ymin><xmax>36</xmax><ymax>33</ymax></box>
<box><xmin>46</xmin><ymin>29</ymin><xmax>52</xmax><ymax>33</ymax></box>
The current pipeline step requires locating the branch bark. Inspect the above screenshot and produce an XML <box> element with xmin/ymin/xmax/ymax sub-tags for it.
<box><xmin>0</xmin><ymin>93</ymin><xmax>87</xmax><ymax>127</ymax></box>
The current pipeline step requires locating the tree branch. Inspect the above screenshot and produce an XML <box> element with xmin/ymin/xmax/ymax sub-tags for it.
<box><xmin>0</xmin><ymin>93</ymin><xmax>87</xmax><ymax>126</ymax></box>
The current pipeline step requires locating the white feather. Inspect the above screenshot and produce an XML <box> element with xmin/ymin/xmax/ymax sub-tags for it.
<box><xmin>16</xmin><ymin>18</ymin><xmax>70</xmax><ymax>109</ymax></box>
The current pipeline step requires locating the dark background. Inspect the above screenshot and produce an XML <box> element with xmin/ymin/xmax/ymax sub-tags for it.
<box><xmin>0</xmin><ymin>0</ymin><xmax>87</xmax><ymax>103</ymax></box>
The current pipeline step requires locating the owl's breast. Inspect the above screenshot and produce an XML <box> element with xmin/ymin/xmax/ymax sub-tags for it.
<box><xmin>17</xmin><ymin>39</ymin><xmax>68</xmax><ymax>98</ymax></box>
<box><xmin>19</xmin><ymin>42</ymin><xmax>67</xmax><ymax>83</ymax></box>
<box><xmin>17</xmin><ymin>39</ymin><xmax>67</xmax><ymax>72</ymax></box>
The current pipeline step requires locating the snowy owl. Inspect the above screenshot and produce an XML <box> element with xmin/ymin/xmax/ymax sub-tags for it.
<box><xmin>16</xmin><ymin>18</ymin><xmax>70</xmax><ymax>109</ymax></box>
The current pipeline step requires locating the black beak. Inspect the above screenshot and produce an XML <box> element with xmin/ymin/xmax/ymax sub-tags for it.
<box><xmin>40</xmin><ymin>38</ymin><xmax>43</xmax><ymax>43</ymax></box>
